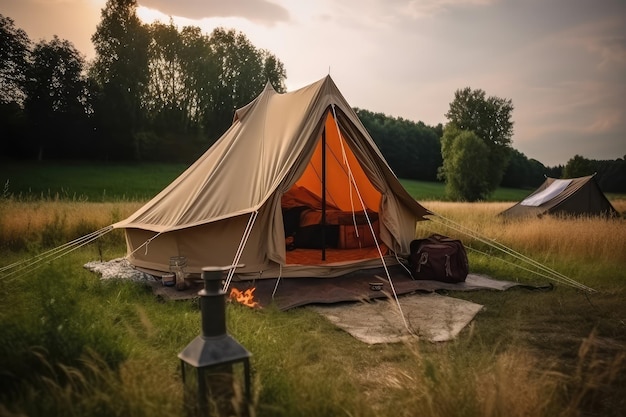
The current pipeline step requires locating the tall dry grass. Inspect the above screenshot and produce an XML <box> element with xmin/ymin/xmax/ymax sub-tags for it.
<box><xmin>1</xmin><ymin>198</ymin><xmax>624</xmax><ymax>278</ymax></box>
<box><xmin>2</xmin><ymin>199</ymin><xmax>624</xmax><ymax>259</ymax></box>
<box><xmin>0</xmin><ymin>200</ymin><xmax>142</xmax><ymax>251</ymax></box>
<box><xmin>418</xmin><ymin>200</ymin><xmax>626</xmax><ymax>264</ymax></box>
<box><xmin>380</xmin><ymin>344</ymin><xmax>563</xmax><ymax>417</ymax></box>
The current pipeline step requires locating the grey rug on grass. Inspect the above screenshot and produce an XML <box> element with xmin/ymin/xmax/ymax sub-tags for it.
<box><xmin>310</xmin><ymin>293</ymin><xmax>484</xmax><ymax>344</ymax></box>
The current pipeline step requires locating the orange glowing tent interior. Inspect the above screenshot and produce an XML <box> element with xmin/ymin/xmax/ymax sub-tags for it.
<box><xmin>295</xmin><ymin>112</ymin><xmax>381</xmax><ymax>212</ymax></box>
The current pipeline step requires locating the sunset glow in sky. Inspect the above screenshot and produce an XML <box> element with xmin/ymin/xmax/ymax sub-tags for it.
<box><xmin>2</xmin><ymin>0</ymin><xmax>625</xmax><ymax>166</ymax></box>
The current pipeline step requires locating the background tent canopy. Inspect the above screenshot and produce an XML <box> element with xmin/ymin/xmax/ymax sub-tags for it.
<box><xmin>520</xmin><ymin>179</ymin><xmax>572</xmax><ymax>207</ymax></box>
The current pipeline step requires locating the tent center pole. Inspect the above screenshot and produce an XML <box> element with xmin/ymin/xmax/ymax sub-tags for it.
<box><xmin>321</xmin><ymin>127</ymin><xmax>327</xmax><ymax>261</ymax></box>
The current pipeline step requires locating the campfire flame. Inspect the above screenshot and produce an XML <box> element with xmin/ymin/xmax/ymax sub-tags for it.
<box><xmin>229</xmin><ymin>287</ymin><xmax>260</xmax><ymax>308</ymax></box>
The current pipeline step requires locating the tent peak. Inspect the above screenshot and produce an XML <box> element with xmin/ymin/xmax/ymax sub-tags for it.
<box><xmin>263</xmin><ymin>79</ymin><xmax>276</xmax><ymax>93</ymax></box>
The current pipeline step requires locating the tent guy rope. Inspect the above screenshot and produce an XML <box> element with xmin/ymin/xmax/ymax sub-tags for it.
<box><xmin>330</xmin><ymin>104</ymin><xmax>410</xmax><ymax>330</ymax></box>
<box><xmin>0</xmin><ymin>226</ymin><xmax>114</xmax><ymax>282</ymax></box>
<box><xmin>424</xmin><ymin>214</ymin><xmax>595</xmax><ymax>293</ymax></box>
<box><xmin>223</xmin><ymin>210</ymin><xmax>258</xmax><ymax>292</ymax></box>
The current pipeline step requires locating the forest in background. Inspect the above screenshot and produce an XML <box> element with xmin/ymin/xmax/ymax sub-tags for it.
<box><xmin>1</xmin><ymin>2</ymin><xmax>624</xmax><ymax>193</ymax></box>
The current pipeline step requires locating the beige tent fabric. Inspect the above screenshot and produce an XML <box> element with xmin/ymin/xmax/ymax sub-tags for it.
<box><xmin>113</xmin><ymin>75</ymin><xmax>431</xmax><ymax>277</ymax></box>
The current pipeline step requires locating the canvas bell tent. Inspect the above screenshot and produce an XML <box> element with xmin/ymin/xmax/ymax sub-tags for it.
<box><xmin>499</xmin><ymin>174</ymin><xmax>619</xmax><ymax>219</ymax></box>
<box><xmin>112</xmin><ymin>75</ymin><xmax>431</xmax><ymax>279</ymax></box>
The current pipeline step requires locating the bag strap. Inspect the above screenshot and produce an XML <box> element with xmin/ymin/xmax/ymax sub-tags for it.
<box><xmin>417</xmin><ymin>252</ymin><xmax>428</xmax><ymax>272</ymax></box>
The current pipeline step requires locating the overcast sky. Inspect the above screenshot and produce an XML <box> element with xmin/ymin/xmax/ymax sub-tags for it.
<box><xmin>2</xmin><ymin>0</ymin><xmax>625</xmax><ymax>166</ymax></box>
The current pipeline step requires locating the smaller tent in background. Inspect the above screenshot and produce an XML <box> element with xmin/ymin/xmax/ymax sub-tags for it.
<box><xmin>499</xmin><ymin>174</ymin><xmax>619</xmax><ymax>219</ymax></box>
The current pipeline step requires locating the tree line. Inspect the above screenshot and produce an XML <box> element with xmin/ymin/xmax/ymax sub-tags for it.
<box><xmin>357</xmin><ymin>107</ymin><xmax>624</xmax><ymax>194</ymax></box>
<box><xmin>1</xmin><ymin>1</ymin><xmax>286</xmax><ymax>163</ymax></box>
<box><xmin>1</xmin><ymin>1</ymin><xmax>624</xmax><ymax>196</ymax></box>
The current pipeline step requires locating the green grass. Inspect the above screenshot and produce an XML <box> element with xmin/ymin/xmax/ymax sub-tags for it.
<box><xmin>1</xmin><ymin>161</ymin><xmax>536</xmax><ymax>203</ymax></box>
<box><xmin>0</xmin><ymin>161</ymin><xmax>188</xmax><ymax>201</ymax></box>
<box><xmin>1</xmin><ymin>244</ymin><xmax>624</xmax><ymax>417</ymax></box>
<box><xmin>399</xmin><ymin>178</ymin><xmax>534</xmax><ymax>202</ymax></box>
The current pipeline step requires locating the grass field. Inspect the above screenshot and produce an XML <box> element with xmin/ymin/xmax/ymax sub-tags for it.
<box><xmin>0</xmin><ymin>161</ymin><xmax>189</xmax><ymax>201</ymax></box>
<box><xmin>1</xmin><ymin>161</ymin><xmax>537</xmax><ymax>203</ymax></box>
<box><xmin>1</xmin><ymin>163</ymin><xmax>625</xmax><ymax>417</ymax></box>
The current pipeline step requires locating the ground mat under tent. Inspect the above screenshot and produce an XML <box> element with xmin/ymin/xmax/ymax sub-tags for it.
<box><xmin>84</xmin><ymin>259</ymin><xmax>551</xmax><ymax>309</ymax></box>
<box><xmin>228</xmin><ymin>264</ymin><xmax>552</xmax><ymax>311</ymax></box>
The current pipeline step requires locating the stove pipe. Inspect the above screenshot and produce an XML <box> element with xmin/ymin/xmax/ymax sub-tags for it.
<box><xmin>178</xmin><ymin>265</ymin><xmax>251</xmax><ymax>416</ymax></box>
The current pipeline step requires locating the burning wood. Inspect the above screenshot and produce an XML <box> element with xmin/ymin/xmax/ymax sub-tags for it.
<box><xmin>229</xmin><ymin>287</ymin><xmax>260</xmax><ymax>308</ymax></box>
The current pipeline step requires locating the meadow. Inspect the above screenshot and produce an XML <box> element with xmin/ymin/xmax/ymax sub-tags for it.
<box><xmin>0</xmin><ymin>163</ymin><xmax>625</xmax><ymax>417</ymax></box>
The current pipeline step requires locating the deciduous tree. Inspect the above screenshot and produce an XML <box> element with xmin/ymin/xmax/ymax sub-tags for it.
<box><xmin>501</xmin><ymin>149</ymin><xmax>546</xmax><ymax>188</ymax></box>
<box><xmin>355</xmin><ymin>109</ymin><xmax>442</xmax><ymax>181</ymax></box>
<box><xmin>90</xmin><ymin>0</ymin><xmax>150</xmax><ymax>160</ymax></box>
<box><xmin>0</xmin><ymin>14</ymin><xmax>30</xmax><ymax>106</ymax></box>
<box><xmin>441</xmin><ymin>87</ymin><xmax>514</xmax><ymax>199</ymax></box>
<box><xmin>202</xmin><ymin>27</ymin><xmax>285</xmax><ymax>142</ymax></box>
<box><xmin>438</xmin><ymin>126</ymin><xmax>490</xmax><ymax>201</ymax></box>
<box><xmin>0</xmin><ymin>14</ymin><xmax>31</xmax><ymax>156</ymax></box>
<box><xmin>24</xmin><ymin>36</ymin><xmax>91</xmax><ymax>160</ymax></box>
<box><xmin>563</xmin><ymin>154</ymin><xmax>594</xmax><ymax>178</ymax></box>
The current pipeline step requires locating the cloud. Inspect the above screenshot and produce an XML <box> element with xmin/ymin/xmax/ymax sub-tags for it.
<box><xmin>587</xmin><ymin>108</ymin><xmax>623</xmax><ymax>134</ymax></box>
<box><xmin>397</xmin><ymin>0</ymin><xmax>496</xmax><ymax>19</ymax></box>
<box><xmin>19</xmin><ymin>0</ymin><xmax>85</xmax><ymax>4</ymax></box>
<box><xmin>576</xmin><ymin>18</ymin><xmax>626</xmax><ymax>70</ymax></box>
<box><xmin>137</xmin><ymin>0</ymin><xmax>290</xmax><ymax>25</ymax></box>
